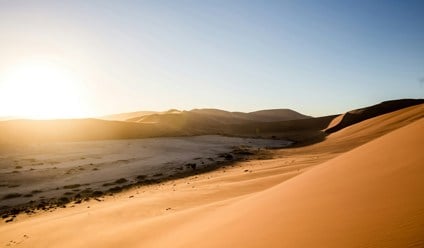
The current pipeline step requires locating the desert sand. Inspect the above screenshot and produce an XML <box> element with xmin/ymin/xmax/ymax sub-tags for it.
<box><xmin>0</xmin><ymin>135</ymin><xmax>290</xmax><ymax>208</ymax></box>
<box><xmin>0</xmin><ymin>108</ymin><xmax>322</xmax><ymax>145</ymax></box>
<box><xmin>0</xmin><ymin>103</ymin><xmax>423</xmax><ymax>247</ymax></box>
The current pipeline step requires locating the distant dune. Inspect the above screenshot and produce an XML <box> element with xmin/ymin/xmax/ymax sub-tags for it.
<box><xmin>1</xmin><ymin>101</ymin><xmax>421</xmax><ymax>146</ymax></box>
<box><xmin>0</xmin><ymin>108</ymin><xmax>315</xmax><ymax>145</ymax></box>
<box><xmin>98</xmin><ymin>111</ymin><xmax>157</xmax><ymax>121</ymax></box>
<box><xmin>127</xmin><ymin>108</ymin><xmax>310</xmax><ymax>124</ymax></box>
<box><xmin>0</xmin><ymin>118</ymin><xmax>182</xmax><ymax>145</ymax></box>
<box><xmin>325</xmin><ymin>99</ymin><xmax>424</xmax><ymax>134</ymax></box>
<box><xmin>247</xmin><ymin>108</ymin><xmax>311</xmax><ymax>121</ymax></box>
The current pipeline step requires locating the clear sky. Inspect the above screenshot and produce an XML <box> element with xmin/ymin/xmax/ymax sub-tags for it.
<box><xmin>0</xmin><ymin>0</ymin><xmax>423</xmax><ymax>118</ymax></box>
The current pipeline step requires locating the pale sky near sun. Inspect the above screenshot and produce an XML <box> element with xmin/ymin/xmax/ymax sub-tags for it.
<box><xmin>0</xmin><ymin>0</ymin><xmax>423</xmax><ymax>119</ymax></box>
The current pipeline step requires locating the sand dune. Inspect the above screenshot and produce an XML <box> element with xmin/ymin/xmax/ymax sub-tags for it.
<box><xmin>127</xmin><ymin>108</ymin><xmax>310</xmax><ymax>124</ymax></box>
<box><xmin>0</xmin><ymin>119</ymin><xmax>178</xmax><ymax>145</ymax></box>
<box><xmin>0</xmin><ymin>116</ymin><xmax>322</xmax><ymax>145</ymax></box>
<box><xmin>325</xmin><ymin>98</ymin><xmax>423</xmax><ymax>134</ymax></box>
<box><xmin>99</xmin><ymin>111</ymin><xmax>157</xmax><ymax>121</ymax></box>
<box><xmin>0</xmin><ymin>115</ymin><xmax>335</xmax><ymax>146</ymax></box>
<box><xmin>0</xmin><ymin>101</ymin><xmax>422</xmax><ymax>247</ymax></box>
<box><xmin>0</xmin><ymin>109</ymin><xmax>319</xmax><ymax>145</ymax></box>
<box><xmin>225</xmin><ymin>115</ymin><xmax>336</xmax><ymax>142</ymax></box>
<box><xmin>293</xmin><ymin>103</ymin><xmax>424</xmax><ymax>155</ymax></box>
<box><xmin>247</xmin><ymin>109</ymin><xmax>311</xmax><ymax>121</ymax></box>
<box><xmin>142</xmin><ymin>116</ymin><xmax>424</xmax><ymax>248</ymax></box>
<box><xmin>2</xmin><ymin>101</ymin><xmax>420</xmax><ymax>145</ymax></box>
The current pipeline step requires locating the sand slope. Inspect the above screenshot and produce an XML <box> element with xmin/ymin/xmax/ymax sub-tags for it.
<box><xmin>325</xmin><ymin>99</ymin><xmax>423</xmax><ymax>134</ymax></box>
<box><xmin>302</xmin><ymin>103</ymin><xmax>424</xmax><ymax>154</ymax></box>
<box><xmin>145</xmin><ymin>116</ymin><xmax>424</xmax><ymax>247</ymax></box>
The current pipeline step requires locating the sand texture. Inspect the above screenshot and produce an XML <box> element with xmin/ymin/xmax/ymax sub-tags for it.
<box><xmin>0</xmin><ymin>136</ymin><xmax>290</xmax><ymax>209</ymax></box>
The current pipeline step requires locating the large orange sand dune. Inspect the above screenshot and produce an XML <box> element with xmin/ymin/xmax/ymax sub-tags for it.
<box><xmin>144</xmin><ymin>117</ymin><xmax>424</xmax><ymax>247</ymax></box>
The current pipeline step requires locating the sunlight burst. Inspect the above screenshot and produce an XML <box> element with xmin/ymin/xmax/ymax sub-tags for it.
<box><xmin>0</xmin><ymin>61</ymin><xmax>87</xmax><ymax>119</ymax></box>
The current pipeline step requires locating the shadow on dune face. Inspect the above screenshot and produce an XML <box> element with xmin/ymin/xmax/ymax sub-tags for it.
<box><xmin>222</xmin><ymin>115</ymin><xmax>336</xmax><ymax>146</ymax></box>
<box><xmin>325</xmin><ymin>99</ymin><xmax>424</xmax><ymax>134</ymax></box>
<box><xmin>0</xmin><ymin>115</ymin><xmax>331</xmax><ymax>146</ymax></box>
<box><xmin>0</xmin><ymin>116</ymin><xmax>335</xmax><ymax>147</ymax></box>
<box><xmin>110</xmin><ymin>99</ymin><xmax>423</xmax><ymax>148</ymax></box>
<box><xmin>0</xmin><ymin>99</ymin><xmax>421</xmax><ymax>148</ymax></box>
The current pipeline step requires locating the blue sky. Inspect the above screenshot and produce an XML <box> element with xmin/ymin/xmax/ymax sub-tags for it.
<box><xmin>0</xmin><ymin>0</ymin><xmax>423</xmax><ymax>117</ymax></box>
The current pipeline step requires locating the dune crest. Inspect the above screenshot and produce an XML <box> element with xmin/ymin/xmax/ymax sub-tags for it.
<box><xmin>127</xmin><ymin>108</ymin><xmax>310</xmax><ymax>124</ymax></box>
<box><xmin>98</xmin><ymin>111</ymin><xmax>157</xmax><ymax>121</ymax></box>
<box><xmin>325</xmin><ymin>99</ymin><xmax>424</xmax><ymax>133</ymax></box>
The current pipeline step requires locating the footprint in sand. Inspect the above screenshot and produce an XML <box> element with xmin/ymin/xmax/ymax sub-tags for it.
<box><xmin>5</xmin><ymin>234</ymin><xmax>29</xmax><ymax>246</ymax></box>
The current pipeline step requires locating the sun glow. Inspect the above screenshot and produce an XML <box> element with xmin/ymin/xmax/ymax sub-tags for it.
<box><xmin>0</xmin><ymin>61</ymin><xmax>88</xmax><ymax>119</ymax></box>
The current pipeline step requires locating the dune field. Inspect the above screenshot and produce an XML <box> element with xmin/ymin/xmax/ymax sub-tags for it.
<box><xmin>0</xmin><ymin>101</ymin><xmax>422</xmax><ymax>247</ymax></box>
